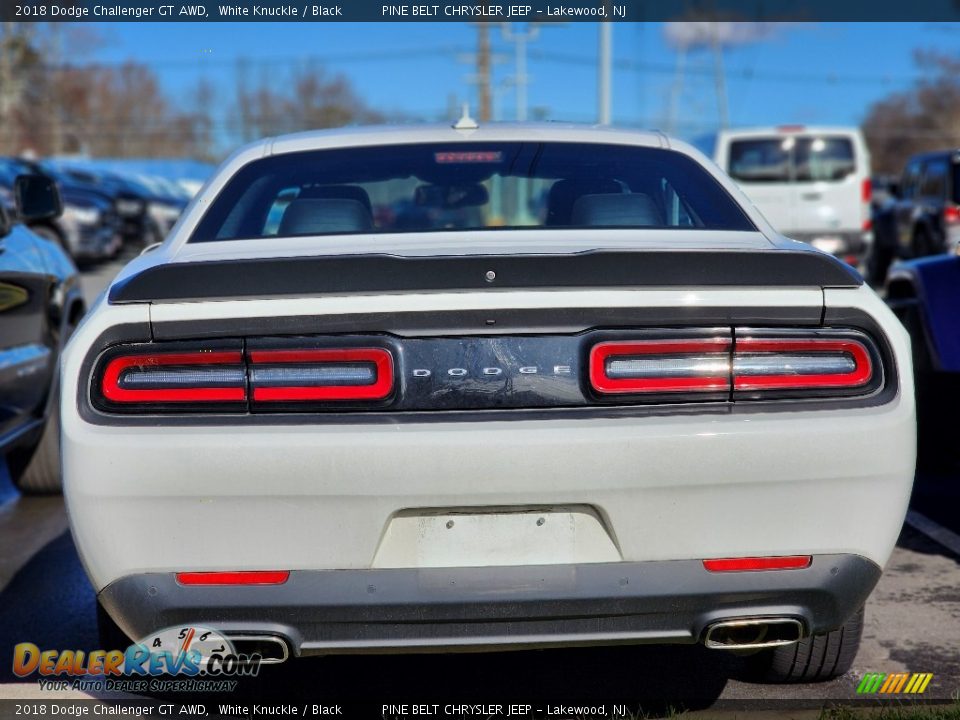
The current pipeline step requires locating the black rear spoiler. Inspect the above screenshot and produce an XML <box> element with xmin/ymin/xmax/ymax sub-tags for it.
<box><xmin>108</xmin><ymin>249</ymin><xmax>862</xmax><ymax>304</ymax></box>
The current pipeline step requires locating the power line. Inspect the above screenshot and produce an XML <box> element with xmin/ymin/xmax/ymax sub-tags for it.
<box><xmin>29</xmin><ymin>46</ymin><xmax>929</xmax><ymax>88</ymax></box>
<box><xmin>529</xmin><ymin>49</ymin><xmax>925</xmax><ymax>86</ymax></box>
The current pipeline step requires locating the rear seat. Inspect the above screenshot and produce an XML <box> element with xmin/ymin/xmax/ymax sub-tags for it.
<box><xmin>278</xmin><ymin>198</ymin><xmax>374</xmax><ymax>235</ymax></box>
<box><xmin>570</xmin><ymin>193</ymin><xmax>664</xmax><ymax>227</ymax></box>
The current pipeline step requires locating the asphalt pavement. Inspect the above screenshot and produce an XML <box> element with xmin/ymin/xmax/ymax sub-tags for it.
<box><xmin>1</xmin><ymin>255</ymin><xmax>958</xmax><ymax>713</ymax></box>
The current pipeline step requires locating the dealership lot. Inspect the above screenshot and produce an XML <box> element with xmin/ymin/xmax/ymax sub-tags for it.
<box><xmin>0</xmin><ymin>256</ymin><xmax>958</xmax><ymax>709</ymax></box>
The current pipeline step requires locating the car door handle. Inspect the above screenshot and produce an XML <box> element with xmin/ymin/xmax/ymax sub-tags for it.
<box><xmin>801</xmin><ymin>192</ymin><xmax>822</xmax><ymax>201</ymax></box>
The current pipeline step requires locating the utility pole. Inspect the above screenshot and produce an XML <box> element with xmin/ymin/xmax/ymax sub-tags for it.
<box><xmin>477</xmin><ymin>22</ymin><xmax>492</xmax><ymax>122</ymax></box>
<box><xmin>501</xmin><ymin>23</ymin><xmax>542</xmax><ymax>122</ymax></box>
<box><xmin>710</xmin><ymin>24</ymin><xmax>729</xmax><ymax>129</ymax></box>
<box><xmin>598</xmin><ymin>21</ymin><xmax>612</xmax><ymax>125</ymax></box>
<box><xmin>667</xmin><ymin>46</ymin><xmax>686</xmax><ymax>136</ymax></box>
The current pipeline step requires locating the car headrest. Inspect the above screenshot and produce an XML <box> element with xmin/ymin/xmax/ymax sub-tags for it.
<box><xmin>298</xmin><ymin>185</ymin><xmax>373</xmax><ymax>214</ymax></box>
<box><xmin>279</xmin><ymin>198</ymin><xmax>374</xmax><ymax>236</ymax></box>
<box><xmin>546</xmin><ymin>178</ymin><xmax>623</xmax><ymax>226</ymax></box>
<box><xmin>570</xmin><ymin>193</ymin><xmax>664</xmax><ymax>228</ymax></box>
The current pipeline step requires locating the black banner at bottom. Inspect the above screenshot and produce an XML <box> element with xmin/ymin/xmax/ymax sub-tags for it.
<box><xmin>0</xmin><ymin>698</ymin><xmax>956</xmax><ymax>720</ymax></box>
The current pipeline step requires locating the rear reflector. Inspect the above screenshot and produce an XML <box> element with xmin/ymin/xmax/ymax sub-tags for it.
<box><xmin>176</xmin><ymin>571</ymin><xmax>290</xmax><ymax>586</ymax></box>
<box><xmin>249</xmin><ymin>348</ymin><xmax>394</xmax><ymax>402</ymax></box>
<box><xmin>101</xmin><ymin>351</ymin><xmax>246</xmax><ymax>404</ymax></box>
<box><xmin>589</xmin><ymin>338</ymin><xmax>731</xmax><ymax>394</ymax></box>
<box><xmin>703</xmin><ymin>556</ymin><xmax>812</xmax><ymax>572</ymax></box>
<box><xmin>733</xmin><ymin>337</ymin><xmax>872</xmax><ymax>392</ymax></box>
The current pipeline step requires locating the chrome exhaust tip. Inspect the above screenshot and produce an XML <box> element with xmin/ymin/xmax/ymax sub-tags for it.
<box><xmin>704</xmin><ymin>617</ymin><xmax>803</xmax><ymax>650</ymax></box>
<box><xmin>226</xmin><ymin>634</ymin><xmax>290</xmax><ymax>664</ymax></box>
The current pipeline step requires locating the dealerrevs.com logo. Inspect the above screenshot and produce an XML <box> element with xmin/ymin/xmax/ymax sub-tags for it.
<box><xmin>13</xmin><ymin>626</ymin><xmax>261</xmax><ymax>693</ymax></box>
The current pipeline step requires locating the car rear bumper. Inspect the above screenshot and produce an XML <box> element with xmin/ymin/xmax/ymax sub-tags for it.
<box><xmin>99</xmin><ymin>554</ymin><xmax>880</xmax><ymax>655</ymax></box>
<box><xmin>64</xmin><ymin>401</ymin><xmax>915</xmax><ymax>590</ymax></box>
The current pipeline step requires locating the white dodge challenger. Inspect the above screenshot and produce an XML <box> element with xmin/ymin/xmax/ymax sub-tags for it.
<box><xmin>62</xmin><ymin>123</ymin><xmax>915</xmax><ymax>682</ymax></box>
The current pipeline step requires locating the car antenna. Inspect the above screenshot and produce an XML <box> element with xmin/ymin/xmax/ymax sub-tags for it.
<box><xmin>453</xmin><ymin>103</ymin><xmax>479</xmax><ymax>131</ymax></box>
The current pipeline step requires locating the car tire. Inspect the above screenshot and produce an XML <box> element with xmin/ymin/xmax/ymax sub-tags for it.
<box><xmin>97</xmin><ymin>601</ymin><xmax>132</xmax><ymax>650</ymax></box>
<box><xmin>911</xmin><ymin>227</ymin><xmax>935</xmax><ymax>259</ymax></box>
<box><xmin>746</xmin><ymin>606</ymin><xmax>864</xmax><ymax>683</ymax></box>
<box><xmin>8</xmin><ymin>399</ymin><xmax>62</xmax><ymax>494</ymax></box>
<box><xmin>8</xmin><ymin>308</ymin><xmax>82</xmax><ymax>495</ymax></box>
<box><xmin>866</xmin><ymin>242</ymin><xmax>895</xmax><ymax>288</ymax></box>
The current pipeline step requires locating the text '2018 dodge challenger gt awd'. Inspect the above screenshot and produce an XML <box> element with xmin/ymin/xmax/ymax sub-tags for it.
<box><xmin>62</xmin><ymin>123</ymin><xmax>915</xmax><ymax>682</ymax></box>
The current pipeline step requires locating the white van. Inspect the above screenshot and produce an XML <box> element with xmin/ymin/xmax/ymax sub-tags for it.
<box><xmin>713</xmin><ymin>126</ymin><xmax>872</xmax><ymax>264</ymax></box>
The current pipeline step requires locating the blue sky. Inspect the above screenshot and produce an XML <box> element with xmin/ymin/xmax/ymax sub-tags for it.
<box><xmin>79</xmin><ymin>22</ymin><xmax>951</xmax><ymax>147</ymax></box>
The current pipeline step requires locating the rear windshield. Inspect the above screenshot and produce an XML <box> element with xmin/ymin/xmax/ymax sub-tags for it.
<box><xmin>189</xmin><ymin>142</ymin><xmax>754</xmax><ymax>242</ymax></box>
<box><xmin>728</xmin><ymin>136</ymin><xmax>856</xmax><ymax>184</ymax></box>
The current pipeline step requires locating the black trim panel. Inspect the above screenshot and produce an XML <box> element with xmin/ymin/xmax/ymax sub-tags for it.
<box><xmin>152</xmin><ymin>305</ymin><xmax>823</xmax><ymax>340</ymax></box>
<box><xmin>108</xmin><ymin>250</ymin><xmax>862</xmax><ymax>304</ymax></box>
<box><xmin>98</xmin><ymin>554</ymin><xmax>881</xmax><ymax>654</ymax></box>
<box><xmin>76</xmin><ymin>309</ymin><xmax>898</xmax><ymax>426</ymax></box>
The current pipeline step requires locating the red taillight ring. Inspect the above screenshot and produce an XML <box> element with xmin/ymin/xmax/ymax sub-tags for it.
<box><xmin>733</xmin><ymin>338</ymin><xmax>872</xmax><ymax>391</ymax></box>
<box><xmin>249</xmin><ymin>347</ymin><xmax>394</xmax><ymax>402</ymax></box>
<box><xmin>101</xmin><ymin>351</ymin><xmax>246</xmax><ymax>403</ymax></box>
<box><xmin>589</xmin><ymin>338</ymin><xmax>732</xmax><ymax>395</ymax></box>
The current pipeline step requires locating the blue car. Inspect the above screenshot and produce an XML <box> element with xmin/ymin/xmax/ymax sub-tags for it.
<box><xmin>0</xmin><ymin>174</ymin><xmax>85</xmax><ymax>493</ymax></box>
<box><xmin>887</xmin><ymin>256</ymin><xmax>960</xmax><ymax>466</ymax></box>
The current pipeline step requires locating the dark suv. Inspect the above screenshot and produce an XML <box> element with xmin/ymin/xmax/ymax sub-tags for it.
<box><xmin>868</xmin><ymin>150</ymin><xmax>960</xmax><ymax>286</ymax></box>
<box><xmin>895</xmin><ymin>151</ymin><xmax>960</xmax><ymax>257</ymax></box>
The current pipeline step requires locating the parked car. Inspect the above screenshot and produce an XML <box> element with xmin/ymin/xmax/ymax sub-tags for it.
<box><xmin>890</xmin><ymin>150</ymin><xmax>960</xmax><ymax>261</ymax></box>
<box><xmin>0</xmin><ymin>174</ymin><xmax>85</xmax><ymax>494</ymax></box>
<box><xmin>887</xmin><ymin>249</ymin><xmax>960</xmax><ymax>467</ymax></box>
<box><xmin>865</xmin><ymin>175</ymin><xmax>901</xmax><ymax>287</ymax></box>
<box><xmin>0</xmin><ymin>158</ymin><xmax>121</xmax><ymax>265</ymax></box>
<box><xmin>51</xmin><ymin>166</ymin><xmax>154</xmax><ymax>248</ymax></box>
<box><xmin>63</xmin><ymin>124</ymin><xmax>915</xmax><ymax>682</ymax></box>
<box><xmin>713</xmin><ymin>126</ymin><xmax>872</xmax><ymax>265</ymax></box>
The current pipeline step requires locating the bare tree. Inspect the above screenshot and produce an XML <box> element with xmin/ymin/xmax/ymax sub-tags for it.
<box><xmin>863</xmin><ymin>51</ymin><xmax>960</xmax><ymax>175</ymax></box>
<box><xmin>0</xmin><ymin>23</ymin><xmax>42</xmax><ymax>154</ymax></box>
<box><xmin>234</xmin><ymin>59</ymin><xmax>385</xmax><ymax>143</ymax></box>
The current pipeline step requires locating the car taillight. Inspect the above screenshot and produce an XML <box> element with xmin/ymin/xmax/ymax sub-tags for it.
<box><xmin>944</xmin><ymin>204</ymin><xmax>960</xmax><ymax>225</ymax></box>
<box><xmin>99</xmin><ymin>350</ymin><xmax>247</xmax><ymax>406</ymax></box>
<box><xmin>92</xmin><ymin>328</ymin><xmax>883</xmax><ymax>415</ymax></box>
<box><xmin>589</xmin><ymin>338</ymin><xmax>731</xmax><ymax>395</ymax></box>
<box><xmin>94</xmin><ymin>342</ymin><xmax>397</xmax><ymax>413</ymax></box>
<box><xmin>588</xmin><ymin>330</ymin><xmax>879</xmax><ymax>403</ymax></box>
<box><xmin>733</xmin><ymin>336</ymin><xmax>873</xmax><ymax>394</ymax></box>
<box><xmin>248</xmin><ymin>348</ymin><xmax>394</xmax><ymax>402</ymax></box>
<box><xmin>862</xmin><ymin>178</ymin><xmax>872</xmax><ymax>203</ymax></box>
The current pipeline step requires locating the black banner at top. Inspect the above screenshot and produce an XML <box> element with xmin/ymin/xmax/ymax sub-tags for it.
<box><xmin>5</xmin><ymin>0</ymin><xmax>960</xmax><ymax>22</ymax></box>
